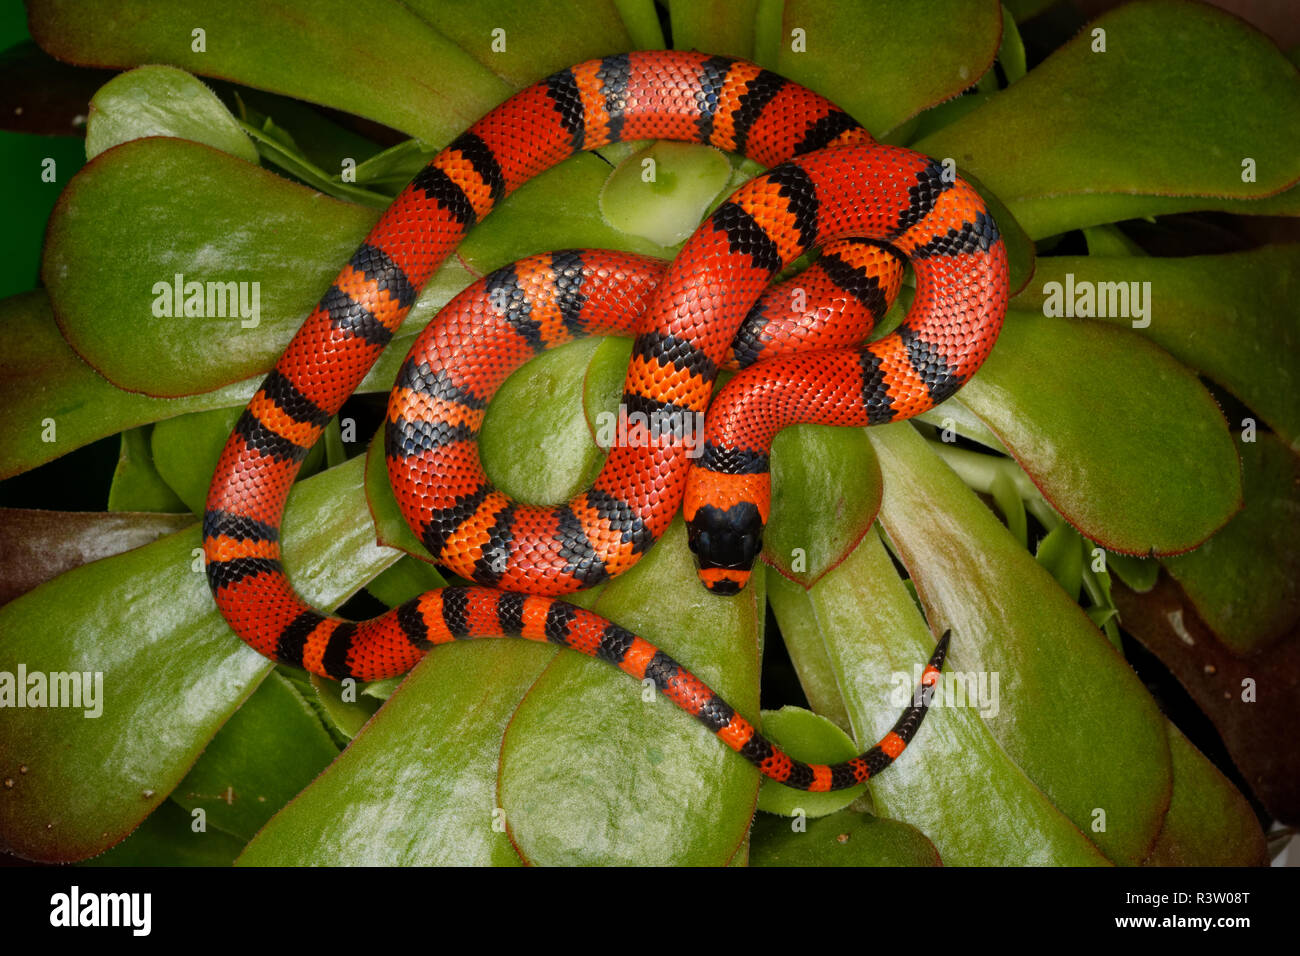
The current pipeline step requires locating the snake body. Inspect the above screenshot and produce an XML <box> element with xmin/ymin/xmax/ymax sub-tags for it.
<box><xmin>204</xmin><ymin>51</ymin><xmax>1007</xmax><ymax>791</ymax></box>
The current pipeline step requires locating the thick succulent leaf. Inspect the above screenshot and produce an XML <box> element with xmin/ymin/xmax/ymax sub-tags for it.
<box><xmin>767</xmin><ymin>528</ymin><xmax>1110</xmax><ymax>865</ymax></box>
<box><xmin>85</xmin><ymin>65</ymin><xmax>258</xmax><ymax>162</ymax></box>
<box><xmin>480</xmin><ymin>339</ymin><xmax>608</xmax><ymax>504</ymax></box>
<box><xmin>599</xmin><ymin>141</ymin><xmax>734</xmax><ymax>247</ymax></box>
<box><xmin>171</xmin><ymin>671</ymin><xmax>339</xmax><ymax>841</ymax></box>
<box><xmin>755</xmin><ymin>706</ymin><xmax>865</xmax><ymax>817</ymax></box>
<box><xmin>670</xmin><ymin>0</ymin><xmax>758</xmax><ymax>59</ymax></box>
<box><xmin>499</xmin><ymin>518</ymin><xmax>763</xmax><ymax>866</ymax></box>
<box><xmin>80</xmin><ymin>799</ymin><xmax>244</xmax><ymax>867</ymax></box>
<box><xmin>1142</xmin><ymin>724</ymin><xmax>1267</xmax><ymax>866</ymax></box>
<box><xmin>958</xmin><ymin>311</ymin><xmax>1243</xmax><ymax>555</ymax></box>
<box><xmin>309</xmin><ymin>671</ymin><xmax>382</xmax><ymax>741</ymax></box>
<box><xmin>614</xmin><ymin>0</ymin><xmax>666</xmax><ymax>50</ymax></box>
<box><xmin>749</xmin><ymin>808</ymin><xmax>941</xmax><ymax>867</ymax></box>
<box><xmin>106</xmin><ymin>427</ymin><xmax>188</xmax><ymax>513</ymax></box>
<box><xmin>239</xmin><ymin>641</ymin><xmax>549</xmax><ymax>866</ymax></box>
<box><xmin>0</xmin><ymin>507</ymin><xmax>191</xmax><ymax>606</ymax></box>
<box><xmin>0</xmin><ymin>455</ymin><xmax>397</xmax><ymax>862</ymax></box>
<box><xmin>762</xmin><ymin>425</ymin><xmax>881</xmax><ymax>587</ymax></box>
<box><xmin>43</xmin><ymin>137</ymin><xmax>378</xmax><ymax>398</ymax></box>
<box><xmin>763</xmin><ymin>567</ymin><xmax>851</xmax><ymax>732</ymax></box>
<box><xmin>405</xmin><ymin>0</ymin><xmax>632</xmax><ymax>89</ymax></box>
<box><xmin>774</xmin><ymin>0</ymin><xmax>1003</xmax><ymax>137</ymax></box>
<box><xmin>1113</xmin><ymin>573</ymin><xmax>1300</xmax><ymax>825</ymax></box>
<box><xmin>1161</xmin><ymin>434</ymin><xmax>1300</xmax><ymax>655</ymax></box>
<box><xmin>1010</xmin><ymin>248</ymin><xmax>1300</xmax><ymax>447</ymax></box>
<box><xmin>28</xmin><ymin>0</ymin><xmax>512</xmax><ymax>145</ymax></box>
<box><xmin>0</xmin><ymin>291</ymin><xmax>255</xmax><ymax>477</ymax></box>
<box><xmin>914</xmin><ymin>0</ymin><xmax>1300</xmax><ymax>238</ymax></box>
<box><xmin>869</xmin><ymin>423</ymin><xmax>1171</xmax><ymax>864</ymax></box>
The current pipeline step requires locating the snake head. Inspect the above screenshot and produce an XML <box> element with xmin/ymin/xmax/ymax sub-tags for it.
<box><xmin>686</xmin><ymin>500</ymin><xmax>764</xmax><ymax>595</ymax></box>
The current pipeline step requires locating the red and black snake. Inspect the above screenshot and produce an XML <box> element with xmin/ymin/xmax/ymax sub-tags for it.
<box><xmin>204</xmin><ymin>51</ymin><xmax>1007</xmax><ymax>792</ymax></box>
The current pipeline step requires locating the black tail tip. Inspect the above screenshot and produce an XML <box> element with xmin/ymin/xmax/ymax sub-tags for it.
<box><xmin>932</xmin><ymin>629</ymin><xmax>952</xmax><ymax>667</ymax></box>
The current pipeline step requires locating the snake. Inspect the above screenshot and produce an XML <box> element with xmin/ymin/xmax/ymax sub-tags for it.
<box><xmin>204</xmin><ymin>50</ymin><xmax>1008</xmax><ymax>793</ymax></box>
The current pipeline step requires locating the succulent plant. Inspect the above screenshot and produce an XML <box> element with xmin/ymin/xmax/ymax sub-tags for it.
<box><xmin>0</xmin><ymin>0</ymin><xmax>1296</xmax><ymax>867</ymax></box>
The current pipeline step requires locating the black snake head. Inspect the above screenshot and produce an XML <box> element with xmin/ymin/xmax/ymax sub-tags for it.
<box><xmin>687</xmin><ymin>500</ymin><xmax>765</xmax><ymax>595</ymax></box>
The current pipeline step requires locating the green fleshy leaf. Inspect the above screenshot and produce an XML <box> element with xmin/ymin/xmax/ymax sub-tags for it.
<box><xmin>869</xmin><ymin>423</ymin><xmax>1171</xmax><ymax>864</ymax></box>
<box><xmin>768</xmin><ymin>527</ymin><xmax>1111</xmax><ymax>865</ymax></box>
<box><xmin>1036</xmin><ymin>521</ymin><xmax>1083</xmax><ymax>600</ymax></box>
<box><xmin>1161</xmin><ymin>433</ymin><xmax>1300</xmax><ymax>655</ymax></box>
<box><xmin>906</xmin><ymin>91</ymin><xmax>992</xmax><ymax>144</ymax></box>
<box><xmin>149</xmin><ymin>406</ymin><xmax>241</xmax><ymax>515</ymax></box>
<box><xmin>775</xmin><ymin>0</ymin><xmax>1003</xmax><ymax>136</ymax></box>
<box><xmin>0</xmin><ymin>507</ymin><xmax>192</xmax><ymax>607</ymax></box>
<box><xmin>364</xmin><ymin>556</ymin><xmax>446</xmax><ymax>607</ymax></box>
<box><xmin>1010</xmin><ymin>248</ymin><xmax>1300</xmax><ymax>447</ymax></box>
<box><xmin>959</xmin><ymin>311</ymin><xmax>1243</xmax><ymax>555</ymax></box>
<box><xmin>997</xmin><ymin>4</ymin><xmax>1026</xmax><ymax>84</ymax></box>
<box><xmin>915</xmin><ymin>397</ymin><xmax>1007</xmax><ymax>452</ymax></box>
<box><xmin>107</xmin><ymin>426</ymin><xmax>188</xmax><ymax>513</ymax></box>
<box><xmin>1105</xmin><ymin>550</ymin><xmax>1160</xmax><ymax>593</ymax></box>
<box><xmin>480</xmin><ymin>338</ymin><xmax>609</xmax><ymax>504</ymax></box>
<box><xmin>29</xmin><ymin>0</ymin><xmax>512</xmax><ymax>145</ymax></box>
<box><xmin>763</xmin><ymin>425</ymin><xmax>881</xmax><ymax>587</ymax></box>
<box><xmin>599</xmin><ymin>141</ymin><xmax>733</xmax><ymax>247</ymax></box>
<box><xmin>0</xmin><ymin>455</ymin><xmax>398</xmax><ymax>863</ymax></box>
<box><xmin>755</xmin><ymin>706</ymin><xmax>866</xmax><ymax>817</ymax></box>
<box><xmin>85</xmin><ymin>65</ymin><xmax>258</xmax><ymax>162</ymax></box>
<box><xmin>239</xmin><ymin>641</ymin><xmax>547</xmax><ymax>866</ymax></box>
<box><xmin>989</xmin><ymin>468</ymin><xmax>1028</xmax><ymax>548</ymax></box>
<box><xmin>1005</xmin><ymin>186</ymin><xmax>1300</xmax><ymax>238</ymax></box>
<box><xmin>1142</xmin><ymin>724</ymin><xmax>1267</xmax><ymax>866</ymax></box>
<box><xmin>405</xmin><ymin>0</ymin><xmax>632</xmax><ymax>90</ymax></box>
<box><xmin>0</xmin><ymin>291</ymin><xmax>255</xmax><ymax>478</ymax></box>
<box><xmin>309</xmin><ymin>672</ymin><xmax>382</xmax><ymax>740</ymax></box>
<box><xmin>81</xmin><ymin>800</ymin><xmax>243</xmax><ymax>867</ymax></box>
<box><xmin>44</xmin><ymin>137</ymin><xmax>379</xmax><ymax>398</ymax></box>
<box><xmin>347</xmin><ymin>138</ymin><xmax>437</xmax><ymax>193</ymax></box>
<box><xmin>615</xmin><ymin>0</ymin><xmax>666</xmax><ymax>48</ymax></box>
<box><xmin>229</xmin><ymin>87</ymin><xmax>384</xmax><ymax>182</ymax></box>
<box><xmin>764</xmin><ymin>566</ymin><xmax>851</xmax><ymax>732</ymax></box>
<box><xmin>750</xmin><ymin>808</ymin><xmax>941</xmax><ymax>866</ymax></box>
<box><xmin>171</xmin><ymin>672</ymin><xmax>339</xmax><ymax>841</ymax></box>
<box><xmin>1083</xmin><ymin>224</ymin><xmax>1145</xmax><ymax>258</ymax></box>
<box><xmin>670</xmin><ymin>0</ymin><xmax>758</xmax><ymax>59</ymax></box>
<box><xmin>499</xmin><ymin>518</ymin><xmax>762</xmax><ymax>865</ymax></box>
<box><xmin>914</xmin><ymin>0</ymin><xmax>1300</xmax><ymax>238</ymax></box>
